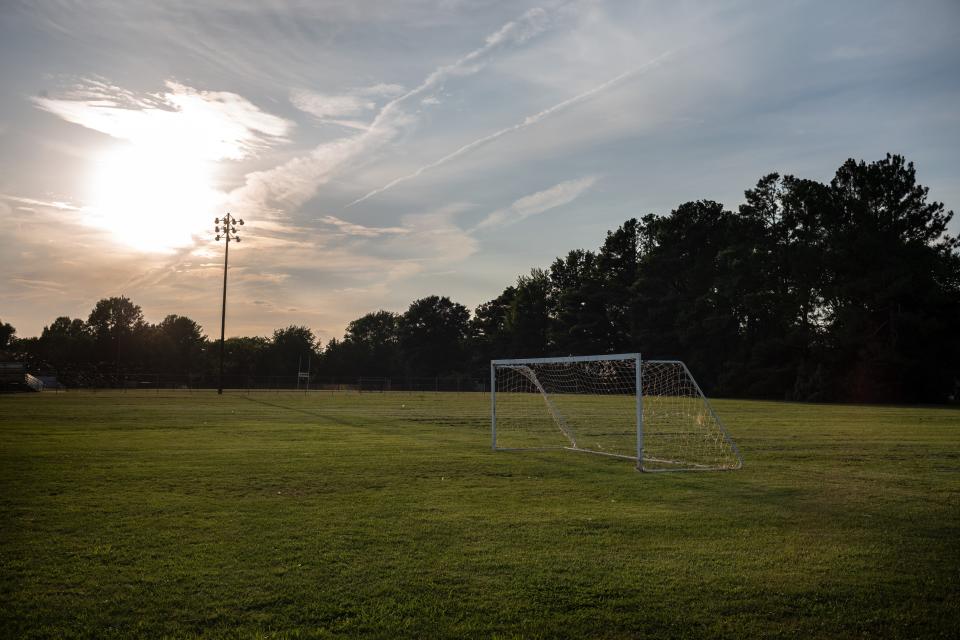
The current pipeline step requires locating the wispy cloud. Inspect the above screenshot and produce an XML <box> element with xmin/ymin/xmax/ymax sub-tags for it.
<box><xmin>8</xmin><ymin>277</ymin><xmax>68</xmax><ymax>293</ymax></box>
<box><xmin>346</xmin><ymin>49</ymin><xmax>674</xmax><ymax>207</ymax></box>
<box><xmin>473</xmin><ymin>176</ymin><xmax>598</xmax><ymax>232</ymax></box>
<box><xmin>317</xmin><ymin>215</ymin><xmax>410</xmax><ymax>237</ymax></box>
<box><xmin>1</xmin><ymin>194</ymin><xmax>82</xmax><ymax>211</ymax></box>
<box><xmin>5</xmin><ymin>0</ymin><xmax>960</xmax><ymax>342</ymax></box>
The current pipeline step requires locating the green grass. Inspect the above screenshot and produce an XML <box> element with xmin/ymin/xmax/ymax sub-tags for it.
<box><xmin>1</xmin><ymin>391</ymin><xmax>958</xmax><ymax>639</ymax></box>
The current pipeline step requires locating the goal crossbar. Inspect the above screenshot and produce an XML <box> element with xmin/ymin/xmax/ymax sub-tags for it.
<box><xmin>492</xmin><ymin>353</ymin><xmax>644</xmax><ymax>365</ymax></box>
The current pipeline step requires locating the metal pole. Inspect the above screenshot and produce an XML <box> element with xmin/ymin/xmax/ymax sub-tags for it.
<box><xmin>490</xmin><ymin>362</ymin><xmax>497</xmax><ymax>450</ymax></box>
<box><xmin>218</xmin><ymin>230</ymin><xmax>229</xmax><ymax>395</ymax></box>
<box><xmin>635</xmin><ymin>353</ymin><xmax>644</xmax><ymax>472</ymax></box>
<box><xmin>214</xmin><ymin>212</ymin><xmax>243</xmax><ymax>396</ymax></box>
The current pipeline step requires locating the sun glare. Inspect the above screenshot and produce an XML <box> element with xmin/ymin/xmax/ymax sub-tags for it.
<box><xmin>88</xmin><ymin>144</ymin><xmax>222</xmax><ymax>253</ymax></box>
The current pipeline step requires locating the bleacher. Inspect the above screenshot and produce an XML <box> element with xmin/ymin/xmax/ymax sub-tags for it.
<box><xmin>0</xmin><ymin>361</ymin><xmax>42</xmax><ymax>392</ymax></box>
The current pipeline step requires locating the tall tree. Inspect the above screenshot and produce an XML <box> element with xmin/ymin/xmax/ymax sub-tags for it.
<box><xmin>470</xmin><ymin>285</ymin><xmax>517</xmax><ymax>372</ymax></box>
<box><xmin>87</xmin><ymin>297</ymin><xmax>146</xmax><ymax>371</ymax></box>
<box><xmin>151</xmin><ymin>315</ymin><xmax>207</xmax><ymax>375</ymax></box>
<box><xmin>547</xmin><ymin>249</ymin><xmax>607</xmax><ymax>355</ymax></box>
<box><xmin>399</xmin><ymin>296</ymin><xmax>470</xmax><ymax>377</ymax></box>
<box><xmin>632</xmin><ymin>202</ymin><xmax>745</xmax><ymax>392</ymax></box>
<box><xmin>343</xmin><ymin>310</ymin><xmax>401</xmax><ymax>376</ymax></box>
<box><xmin>821</xmin><ymin>155</ymin><xmax>959</xmax><ymax>402</ymax></box>
<box><xmin>318</xmin><ymin>337</ymin><xmax>363</xmax><ymax>379</ymax></box>
<box><xmin>597</xmin><ymin>219</ymin><xmax>644</xmax><ymax>352</ymax></box>
<box><xmin>222</xmin><ymin>336</ymin><xmax>270</xmax><ymax>379</ymax></box>
<box><xmin>0</xmin><ymin>319</ymin><xmax>15</xmax><ymax>352</ymax></box>
<box><xmin>506</xmin><ymin>270</ymin><xmax>550</xmax><ymax>358</ymax></box>
<box><xmin>268</xmin><ymin>326</ymin><xmax>318</xmax><ymax>377</ymax></box>
<box><xmin>39</xmin><ymin>317</ymin><xmax>93</xmax><ymax>374</ymax></box>
<box><xmin>734</xmin><ymin>173</ymin><xmax>836</xmax><ymax>398</ymax></box>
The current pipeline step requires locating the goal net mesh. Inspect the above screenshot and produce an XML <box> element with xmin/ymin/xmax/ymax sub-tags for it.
<box><xmin>492</xmin><ymin>356</ymin><xmax>741</xmax><ymax>472</ymax></box>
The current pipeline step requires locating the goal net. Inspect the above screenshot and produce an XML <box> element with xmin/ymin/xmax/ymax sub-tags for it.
<box><xmin>491</xmin><ymin>354</ymin><xmax>742</xmax><ymax>472</ymax></box>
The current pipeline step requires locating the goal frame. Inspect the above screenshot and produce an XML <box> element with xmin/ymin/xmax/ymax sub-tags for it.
<box><xmin>490</xmin><ymin>352</ymin><xmax>742</xmax><ymax>473</ymax></box>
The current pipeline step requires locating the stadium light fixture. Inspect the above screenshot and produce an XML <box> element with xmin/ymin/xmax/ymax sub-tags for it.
<box><xmin>214</xmin><ymin>212</ymin><xmax>244</xmax><ymax>395</ymax></box>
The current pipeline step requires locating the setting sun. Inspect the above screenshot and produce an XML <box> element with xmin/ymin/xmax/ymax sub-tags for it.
<box><xmin>87</xmin><ymin>144</ymin><xmax>221</xmax><ymax>253</ymax></box>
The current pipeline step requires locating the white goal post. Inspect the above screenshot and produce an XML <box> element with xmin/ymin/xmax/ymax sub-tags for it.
<box><xmin>490</xmin><ymin>353</ymin><xmax>742</xmax><ymax>472</ymax></box>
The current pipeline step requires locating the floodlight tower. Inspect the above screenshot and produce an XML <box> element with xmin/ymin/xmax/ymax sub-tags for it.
<box><xmin>214</xmin><ymin>213</ymin><xmax>244</xmax><ymax>395</ymax></box>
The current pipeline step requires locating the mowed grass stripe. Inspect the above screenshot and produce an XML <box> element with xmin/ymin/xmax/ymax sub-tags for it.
<box><xmin>1</xmin><ymin>391</ymin><xmax>958</xmax><ymax>639</ymax></box>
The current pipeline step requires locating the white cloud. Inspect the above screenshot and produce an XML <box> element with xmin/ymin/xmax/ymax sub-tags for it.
<box><xmin>34</xmin><ymin>80</ymin><xmax>292</xmax><ymax>161</ymax></box>
<box><xmin>473</xmin><ymin>176</ymin><xmax>598</xmax><ymax>231</ymax></box>
<box><xmin>395</xmin><ymin>204</ymin><xmax>479</xmax><ymax>264</ymax></box>
<box><xmin>290</xmin><ymin>89</ymin><xmax>374</xmax><ymax>119</ymax></box>
<box><xmin>355</xmin><ymin>83</ymin><xmax>406</xmax><ymax>97</ymax></box>
<box><xmin>290</xmin><ymin>83</ymin><xmax>406</xmax><ymax>124</ymax></box>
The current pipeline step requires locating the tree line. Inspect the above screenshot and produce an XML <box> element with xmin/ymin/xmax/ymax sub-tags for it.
<box><xmin>2</xmin><ymin>154</ymin><xmax>958</xmax><ymax>402</ymax></box>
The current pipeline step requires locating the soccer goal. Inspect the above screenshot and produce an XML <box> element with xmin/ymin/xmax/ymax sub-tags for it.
<box><xmin>490</xmin><ymin>353</ymin><xmax>742</xmax><ymax>472</ymax></box>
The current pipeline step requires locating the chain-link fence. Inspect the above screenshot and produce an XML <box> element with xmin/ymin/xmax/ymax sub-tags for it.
<box><xmin>25</xmin><ymin>372</ymin><xmax>489</xmax><ymax>393</ymax></box>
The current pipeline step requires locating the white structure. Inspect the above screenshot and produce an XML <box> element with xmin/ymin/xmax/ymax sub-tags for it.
<box><xmin>296</xmin><ymin>354</ymin><xmax>311</xmax><ymax>391</ymax></box>
<box><xmin>491</xmin><ymin>353</ymin><xmax>742</xmax><ymax>472</ymax></box>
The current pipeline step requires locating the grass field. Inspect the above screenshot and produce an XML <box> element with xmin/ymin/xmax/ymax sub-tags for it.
<box><xmin>1</xmin><ymin>391</ymin><xmax>958</xmax><ymax>639</ymax></box>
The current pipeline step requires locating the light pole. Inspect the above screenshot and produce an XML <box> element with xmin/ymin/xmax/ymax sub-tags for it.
<box><xmin>215</xmin><ymin>213</ymin><xmax>244</xmax><ymax>395</ymax></box>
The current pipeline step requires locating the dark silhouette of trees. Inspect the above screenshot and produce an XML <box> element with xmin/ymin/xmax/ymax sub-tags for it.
<box><xmin>39</xmin><ymin>317</ymin><xmax>94</xmax><ymax>373</ymax></box>
<box><xmin>460</xmin><ymin>154</ymin><xmax>956</xmax><ymax>402</ymax></box>
<box><xmin>221</xmin><ymin>336</ymin><xmax>269</xmax><ymax>378</ymax></box>
<box><xmin>8</xmin><ymin>155</ymin><xmax>957</xmax><ymax>402</ymax></box>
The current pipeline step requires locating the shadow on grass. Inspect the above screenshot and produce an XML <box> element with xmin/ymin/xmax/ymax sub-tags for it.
<box><xmin>239</xmin><ymin>394</ymin><xmax>363</xmax><ymax>428</ymax></box>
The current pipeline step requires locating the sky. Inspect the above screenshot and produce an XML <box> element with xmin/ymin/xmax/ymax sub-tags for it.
<box><xmin>1</xmin><ymin>0</ymin><xmax>959</xmax><ymax>342</ymax></box>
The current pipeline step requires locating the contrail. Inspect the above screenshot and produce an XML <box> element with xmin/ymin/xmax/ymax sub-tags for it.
<box><xmin>346</xmin><ymin>49</ymin><xmax>675</xmax><ymax>208</ymax></box>
<box><xmin>226</xmin><ymin>7</ymin><xmax>552</xmax><ymax>217</ymax></box>
<box><xmin>363</xmin><ymin>7</ymin><xmax>549</xmax><ymax>140</ymax></box>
